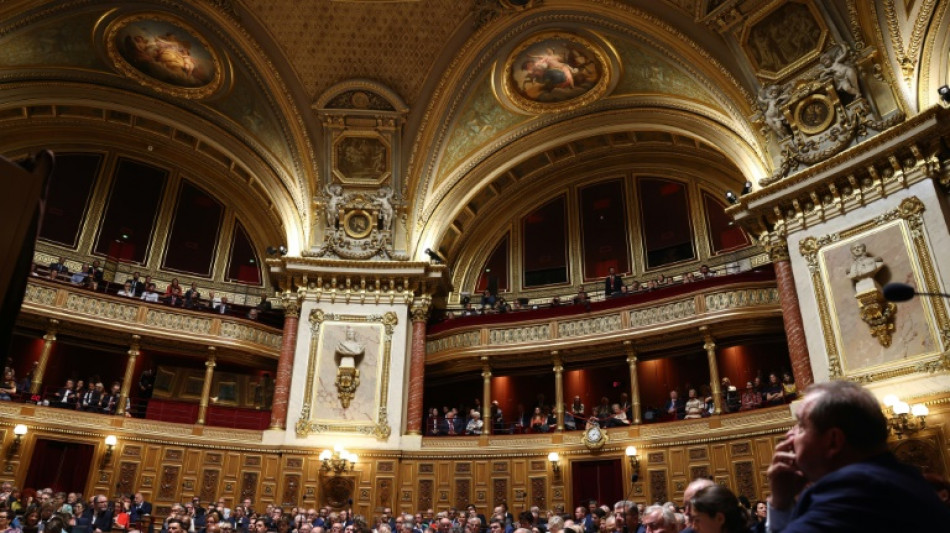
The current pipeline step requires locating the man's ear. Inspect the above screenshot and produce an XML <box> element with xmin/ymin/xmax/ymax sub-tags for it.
<box><xmin>823</xmin><ymin>427</ymin><xmax>847</xmax><ymax>459</ymax></box>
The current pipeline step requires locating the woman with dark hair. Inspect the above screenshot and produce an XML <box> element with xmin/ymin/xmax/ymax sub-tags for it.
<box><xmin>750</xmin><ymin>501</ymin><xmax>767</xmax><ymax>533</ymax></box>
<box><xmin>688</xmin><ymin>485</ymin><xmax>749</xmax><ymax>533</ymax></box>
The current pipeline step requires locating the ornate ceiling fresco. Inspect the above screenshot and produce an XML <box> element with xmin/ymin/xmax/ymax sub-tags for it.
<box><xmin>0</xmin><ymin>0</ymin><xmax>946</xmax><ymax>263</ymax></box>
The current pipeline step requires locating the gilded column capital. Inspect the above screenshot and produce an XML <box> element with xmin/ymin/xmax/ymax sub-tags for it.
<box><xmin>623</xmin><ymin>340</ymin><xmax>637</xmax><ymax>364</ymax></box>
<box><xmin>206</xmin><ymin>346</ymin><xmax>217</xmax><ymax>368</ymax></box>
<box><xmin>43</xmin><ymin>318</ymin><xmax>59</xmax><ymax>342</ymax></box>
<box><xmin>280</xmin><ymin>291</ymin><xmax>303</xmax><ymax>318</ymax></box>
<box><xmin>411</xmin><ymin>297</ymin><xmax>431</xmax><ymax>323</ymax></box>
<box><xmin>761</xmin><ymin>231</ymin><xmax>791</xmax><ymax>263</ymax></box>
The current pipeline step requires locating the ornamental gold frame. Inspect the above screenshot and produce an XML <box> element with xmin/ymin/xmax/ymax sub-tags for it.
<box><xmin>295</xmin><ymin>309</ymin><xmax>398</xmax><ymax>440</ymax></box>
<box><xmin>798</xmin><ymin>196</ymin><xmax>950</xmax><ymax>383</ymax></box>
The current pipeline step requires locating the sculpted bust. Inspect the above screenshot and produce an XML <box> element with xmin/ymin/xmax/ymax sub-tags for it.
<box><xmin>335</xmin><ymin>326</ymin><xmax>364</xmax><ymax>369</ymax></box>
<box><xmin>847</xmin><ymin>242</ymin><xmax>884</xmax><ymax>293</ymax></box>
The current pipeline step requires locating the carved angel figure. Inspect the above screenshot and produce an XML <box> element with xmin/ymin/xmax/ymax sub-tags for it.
<box><xmin>325</xmin><ymin>183</ymin><xmax>344</xmax><ymax>229</ymax></box>
<box><xmin>758</xmin><ymin>83</ymin><xmax>792</xmax><ymax>136</ymax></box>
<box><xmin>819</xmin><ymin>44</ymin><xmax>860</xmax><ymax>97</ymax></box>
<box><xmin>375</xmin><ymin>186</ymin><xmax>395</xmax><ymax>231</ymax></box>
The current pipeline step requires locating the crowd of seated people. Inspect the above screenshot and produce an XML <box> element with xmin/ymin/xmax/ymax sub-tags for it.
<box><xmin>642</xmin><ymin>372</ymin><xmax>797</xmax><ymax>423</ymax></box>
<box><xmin>441</xmin><ymin>263</ymin><xmax>729</xmax><ymax>321</ymax></box>
<box><xmin>31</xmin><ymin>261</ymin><xmax>280</xmax><ymax>326</ymax></box>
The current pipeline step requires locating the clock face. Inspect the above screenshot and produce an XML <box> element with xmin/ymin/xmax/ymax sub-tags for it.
<box><xmin>588</xmin><ymin>427</ymin><xmax>601</xmax><ymax>442</ymax></box>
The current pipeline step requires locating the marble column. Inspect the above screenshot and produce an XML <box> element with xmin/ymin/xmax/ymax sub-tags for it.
<box><xmin>701</xmin><ymin>327</ymin><xmax>722</xmax><ymax>415</ymax></box>
<box><xmin>30</xmin><ymin>319</ymin><xmax>58</xmax><ymax>394</ymax></box>
<box><xmin>481</xmin><ymin>356</ymin><xmax>492</xmax><ymax>436</ymax></box>
<box><xmin>623</xmin><ymin>341</ymin><xmax>641</xmax><ymax>424</ymax></box>
<box><xmin>270</xmin><ymin>293</ymin><xmax>301</xmax><ymax>430</ymax></box>
<box><xmin>405</xmin><ymin>299</ymin><xmax>430</xmax><ymax>435</ymax></box>
<box><xmin>768</xmin><ymin>240</ymin><xmax>815</xmax><ymax>388</ymax></box>
<box><xmin>552</xmin><ymin>351</ymin><xmax>564</xmax><ymax>432</ymax></box>
<box><xmin>117</xmin><ymin>335</ymin><xmax>140</xmax><ymax>416</ymax></box>
<box><xmin>197</xmin><ymin>347</ymin><xmax>217</xmax><ymax>425</ymax></box>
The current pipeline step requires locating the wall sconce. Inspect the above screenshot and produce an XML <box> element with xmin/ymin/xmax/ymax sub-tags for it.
<box><xmin>547</xmin><ymin>452</ymin><xmax>560</xmax><ymax>474</ymax></box>
<box><xmin>101</xmin><ymin>435</ymin><xmax>117</xmax><ymax>468</ymax></box>
<box><xmin>883</xmin><ymin>395</ymin><xmax>928</xmax><ymax>439</ymax></box>
<box><xmin>7</xmin><ymin>424</ymin><xmax>27</xmax><ymax>459</ymax></box>
<box><xmin>319</xmin><ymin>445</ymin><xmax>356</xmax><ymax>474</ymax></box>
<box><xmin>626</xmin><ymin>446</ymin><xmax>640</xmax><ymax>481</ymax></box>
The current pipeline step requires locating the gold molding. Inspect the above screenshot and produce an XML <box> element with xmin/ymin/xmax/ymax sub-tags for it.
<box><xmin>295</xmin><ymin>309</ymin><xmax>397</xmax><ymax>440</ymax></box>
<box><xmin>798</xmin><ymin>197</ymin><xmax>950</xmax><ymax>382</ymax></box>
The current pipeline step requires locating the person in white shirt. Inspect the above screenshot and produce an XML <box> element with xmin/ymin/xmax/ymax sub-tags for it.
<box><xmin>117</xmin><ymin>281</ymin><xmax>135</xmax><ymax>297</ymax></box>
<box><xmin>141</xmin><ymin>283</ymin><xmax>159</xmax><ymax>303</ymax></box>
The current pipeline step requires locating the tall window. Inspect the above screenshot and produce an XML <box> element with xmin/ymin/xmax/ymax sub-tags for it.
<box><xmin>580</xmin><ymin>179</ymin><xmax>630</xmax><ymax>280</ymax></box>
<box><xmin>38</xmin><ymin>153</ymin><xmax>101</xmax><ymax>248</ymax></box>
<box><xmin>161</xmin><ymin>180</ymin><xmax>224</xmax><ymax>276</ymax></box>
<box><xmin>522</xmin><ymin>196</ymin><xmax>568</xmax><ymax>287</ymax></box>
<box><xmin>702</xmin><ymin>190</ymin><xmax>749</xmax><ymax>254</ymax></box>
<box><xmin>94</xmin><ymin>158</ymin><xmax>168</xmax><ymax>263</ymax></box>
<box><xmin>638</xmin><ymin>177</ymin><xmax>694</xmax><ymax>269</ymax></box>
<box><xmin>227</xmin><ymin>221</ymin><xmax>261</xmax><ymax>285</ymax></box>
<box><xmin>476</xmin><ymin>234</ymin><xmax>509</xmax><ymax>294</ymax></box>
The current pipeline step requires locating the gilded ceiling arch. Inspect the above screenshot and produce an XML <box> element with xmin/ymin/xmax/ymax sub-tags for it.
<box><xmin>414</xmin><ymin>104</ymin><xmax>767</xmax><ymax>261</ymax></box>
<box><xmin>0</xmin><ymin>0</ymin><xmax>318</xmax><ymax>253</ymax></box>
<box><xmin>404</xmin><ymin>1</ymin><xmax>767</xmax><ymax>259</ymax></box>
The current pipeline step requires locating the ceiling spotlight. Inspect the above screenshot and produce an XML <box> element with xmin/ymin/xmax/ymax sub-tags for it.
<box><xmin>725</xmin><ymin>191</ymin><xmax>738</xmax><ymax>205</ymax></box>
<box><xmin>939</xmin><ymin>85</ymin><xmax>950</xmax><ymax>104</ymax></box>
<box><xmin>266</xmin><ymin>245</ymin><xmax>288</xmax><ymax>256</ymax></box>
<box><xmin>741</xmin><ymin>181</ymin><xmax>753</xmax><ymax>196</ymax></box>
<box><xmin>424</xmin><ymin>248</ymin><xmax>444</xmax><ymax>263</ymax></box>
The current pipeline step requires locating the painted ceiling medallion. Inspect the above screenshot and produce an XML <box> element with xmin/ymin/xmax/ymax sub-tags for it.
<box><xmin>105</xmin><ymin>13</ymin><xmax>225</xmax><ymax>99</ymax></box>
<box><xmin>496</xmin><ymin>31</ymin><xmax>615</xmax><ymax>115</ymax></box>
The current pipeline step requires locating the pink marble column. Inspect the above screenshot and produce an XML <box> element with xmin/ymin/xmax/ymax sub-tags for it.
<box><xmin>406</xmin><ymin>304</ymin><xmax>429</xmax><ymax>435</ymax></box>
<box><xmin>772</xmin><ymin>244</ymin><xmax>814</xmax><ymax>388</ymax></box>
<box><xmin>270</xmin><ymin>298</ymin><xmax>300</xmax><ymax>430</ymax></box>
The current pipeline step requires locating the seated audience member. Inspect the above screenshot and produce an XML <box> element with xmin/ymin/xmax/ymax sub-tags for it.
<box><xmin>54</xmin><ymin>379</ymin><xmax>76</xmax><ymax>408</ymax></box>
<box><xmin>49</xmin><ymin>257</ymin><xmax>69</xmax><ymax>279</ymax></box>
<box><xmin>683</xmin><ymin>272</ymin><xmax>697</xmax><ymax>283</ymax></box>
<box><xmin>184</xmin><ymin>282</ymin><xmax>202</xmax><ymax>309</ymax></box>
<box><xmin>645</xmin><ymin>279</ymin><xmax>658</xmax><ymax>291</ymax></box>
<box><xmin>465</xmin><ymin>410</ymin><xmax>483</xmax><ymax>435</ymax></box>
<box><xmin>604</xmin><ymin>267</ymin><xmax>623</xmax><ymax>297</ymax></box>
<box><xmin>640</xmin><ymin>506</ymin><xmax>675</xmax><ymax>533</ymax></box>
<box><xmin>247</xmin><ymin>308</ymin><xmax>260</xmax><ymax>321</ymax></box>
<box><xmin>766</xmin><ymin>381</ymin><xmax>950</xmax><ymax>531</ymax></box>
<box><xmin>683</xmin><ymin>389</ymin><xmax>704</xmax><ymax>419</ymax></box>
<box><xmin>740</xmin><ymin>381</ymin><xmax>761</xmax><ymax>411</ymax></box>
<box><xmin>629</xmin><ymin>280</ymin><xmax>641</xmax><ymax>292</ymax></box>
<box><xmin>605</xmin><ymin>404</ymin><xmax>629</xmax><ymax>427</ymax></box>
<box><xmin>698</xmin><ymin>264</ymin><xmax>714</xmax><ymax>278</ymax></box>
<box><xmin>530</xmin><ymin>407</ymin><xmax>547</xmax><ymax>433</ymax></box>
<box><xmin>117</xmin><ymin>281</ymin><xmax>135</xmax><ymax>297</ymax></box>
<box><xmin>593</xmin><ymin>397</ymin><xmax>611</xmax><ymax>422</ymax></box>
<box><xmin>781</xmin><ymin>372</ymin><xmax>797</xmax><ymax>402</ymax></box>
<box><xmin>480</xmin><ymin>290</ymin><xmax>496</xmax><ymax>309</ymax></box>
<box><xmin>141</xmin><ymin>283</ymin><xmax>159</xmax><ymax>303</ymax></box>
<box><xmin>763</xmin><ymin>373</ymin><xmax>784</xmax><ymax>406</ymax></box>
<box><xmin>490</xmin><ymin>400</ymin><xmax>504</xmax><ymax>432</ymax></box>
<box><xmin>688</xmin><ymin>485</ymin><xmax>749</xmax><ymax>533</ymax></box>
<box><xmin>444</xmin><ymin>407</ymin><xmax>458</xmax><ymax>435</ymax></box>
<box><xmin>70</xmin><ymin>264</ymin><xmax>89</xmax><ymax>285</ymax></box>
<box><xmin>666</xmin><ymin>390</ymin><xmax>683</xmax><ymax>420</ymax></box>
<box><xmin>550</xmin><ymin>296</ymin><xmax>561</xmax><ymax>307</ymax></box>
<box><xmin>80</xmin><ymin>382</ymin><xmax>104</xmax><ymax>412</ymax></box>
<box><xmin>256</xmin><ymin>293</ymin><xmax>272</xmax><ymax>312</ymax></box>
<box><xmin>426</xmin><ymin>407</ymin><xmax>441</xmax><ymax>436</ymax></box>
<box><xmin>701</xmin><ymin>385</ymin><xmax>715</xmax><ymax>416</ymax></box>
<box><xmin>656</xmin><ymin>274</ymin><xmax>670</xmax><ymax>286</ymax></box>
<box><xmin>86</xmin><ymin>260</ymin><xmax>104</xmax><ymax>290</ymax></box>
<box><xmin>573</xmin><ymin>288</ymin><xmax>589</xmax><ymax>305</ymax></box>
<box><xmin>721</xmin><ymin>377</ymin><xmax>739</xmax><ymax>413</ymax></box>
<box><xmin>165</xmin><ymin>285</ymin><xmax>184</xmax><ymax>307</ymax></box>
<box><xmin>0</xmin><ymin>370</ymin><xmax>16</xmax><ymax>401</ymax></box>
<box><xmin>100</xmin><ymin>382</ymin><xmax>125</xmax><ymax>415</ymax></box>
<box><xmin>752</xmin><ymin>376</ymin><xmax>763</xmax><ymax>393</ymax></box>
<box><xmin>165</xmin><ymin>278</ymin><xmax>183</xmax><ymax>299</ymax></box>
<box><xmin>127</xmin><ymin>272</ymin><xmax>144</xmax><ymax>297</ymax></box>
<box><xmin>214</xmin><ymin>296</ymin><xmax>230</xmax><ymax>315</ymax></box>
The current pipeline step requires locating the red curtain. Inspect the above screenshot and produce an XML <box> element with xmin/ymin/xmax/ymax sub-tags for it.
<box><xmin>571</xmin><ymin>459</ymin><xmax>624</xmax><ymax>511</ymax></box>
<box><xmin>23</xmin><ymin>438</ymin><xmax>94</xmax><ymax>493</ymax></box>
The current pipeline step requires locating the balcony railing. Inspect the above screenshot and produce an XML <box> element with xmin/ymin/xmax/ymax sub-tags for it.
<box><xmin>426</xmin><ymin>268</ymin><xmax>781</xmax><ymax>360</ymax></box>
<box><xmin>19</xmin><ymin>277</ymin><xmax>282</xmax><ymax>357</ymax></box>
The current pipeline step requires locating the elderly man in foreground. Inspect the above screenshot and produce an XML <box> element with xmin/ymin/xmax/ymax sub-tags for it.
<box><xmin>766</xmin><ymin>380</ymin><xmax>950</xmax><ymax>531</ymax></box>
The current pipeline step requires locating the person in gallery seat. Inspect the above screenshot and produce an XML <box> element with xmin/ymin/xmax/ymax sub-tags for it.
<box><xmin>604</xmin><ymin>267</ymin><xmax>623</xmax><ymax>297</ymax></box>
<box><xmin>740</xmin><ymin>381</ymin><xmax>761</xmax><ymax>411</ymax></box>
<box><xmin>766</xmin><ymin>380</ymin><xmax>950</xmax><ymax>531</ymax></box>
<box><xmin>665</xmin><ymin>390</ymin><xmax>683</xmax><ymax>420</ymax></box>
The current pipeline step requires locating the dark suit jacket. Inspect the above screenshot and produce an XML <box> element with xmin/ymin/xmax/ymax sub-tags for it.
<box><xmin>604</xmin><ymin>275</ymin><xmax>623</xmax><ymax>295</ymax></box>
<box><xmin>130</xmin><ymin>501</ymin><xmax>153</xmax><ymax>523</ymax></box>
<box><xmin>86</xmin><ymin>509</ymin><xmax>113</xmax><ymax>533</ymax></box>
<box><xmin>783</xmin><ymin>452</ymin><xmax>950</xmax><ymax>532</ymax></box>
